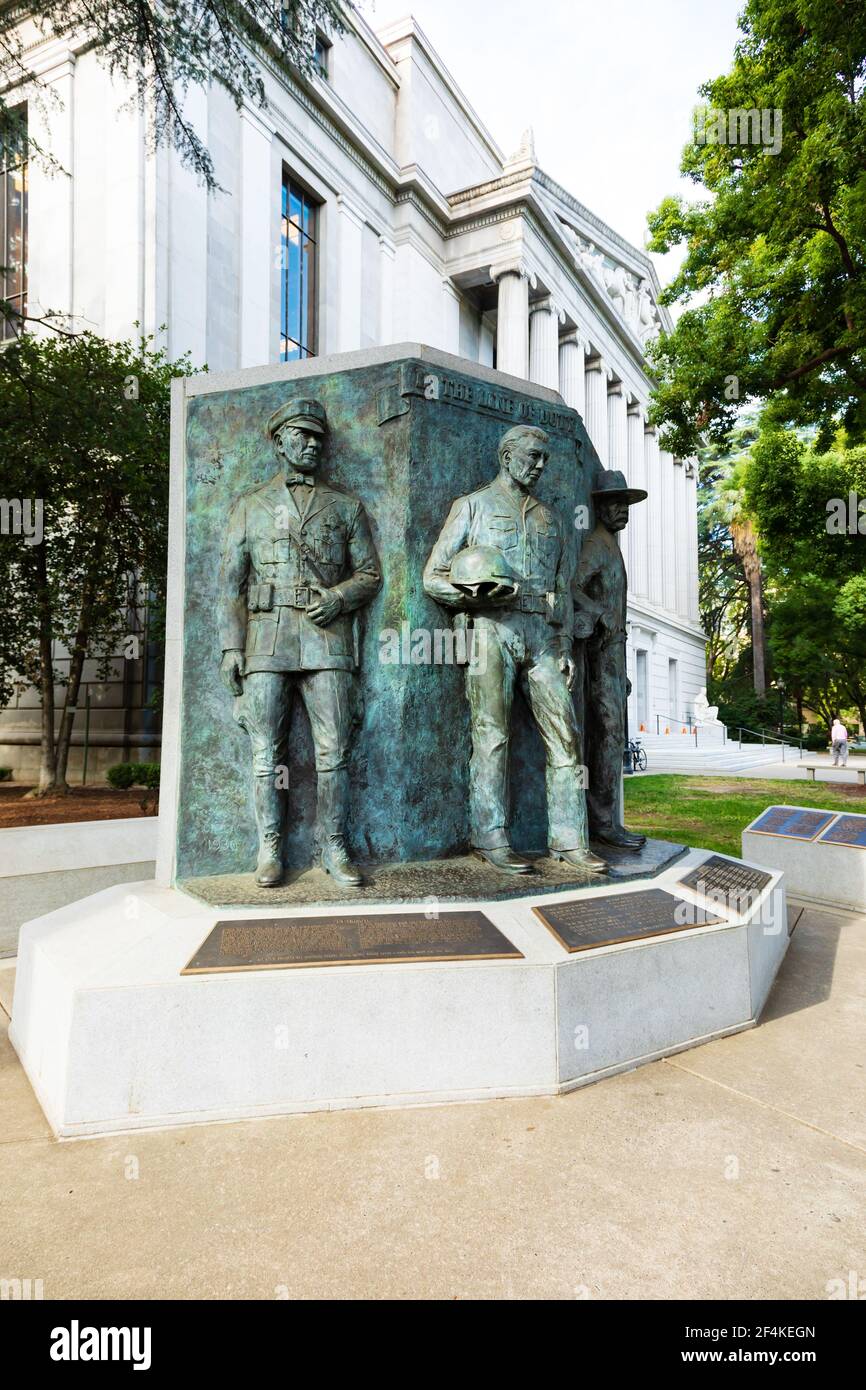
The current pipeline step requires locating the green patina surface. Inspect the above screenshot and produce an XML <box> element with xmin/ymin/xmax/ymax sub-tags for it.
<box><xmin>177</xmin><ymin>356</ymin><xmax>601</xmax><ymax>881</ymax></box>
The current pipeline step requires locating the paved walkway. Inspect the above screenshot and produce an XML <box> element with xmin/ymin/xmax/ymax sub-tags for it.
<box><xmin>637</xmin><ymin>760</ymin><xmax>866</xmax><ymax>782</ymax></box>
<box><xmin>1</xmin><ymin>900</ymin><xmax>863</xmax><ymax>1301</ymax></box>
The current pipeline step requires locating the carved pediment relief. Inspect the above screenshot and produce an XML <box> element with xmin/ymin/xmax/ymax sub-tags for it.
<box><xmin>560</xmin><ymin>220</ymin><xmax>661</xmax><ymax>347</ymax></box>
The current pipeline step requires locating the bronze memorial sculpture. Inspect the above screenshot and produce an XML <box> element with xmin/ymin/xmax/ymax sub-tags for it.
<box><xmin>423</xmin><ymin>424</ymin><xmax>607</xmax><ymax>877</ymax></box>
<box><xmin>573</xmin><ymin>467</ymin><xmax>648</xmax><ymax>850</ymax></box>
<box><xmin>218</xmin><ymin>398</ymin><xmax>381</xmax><ymax>888</ymax></box>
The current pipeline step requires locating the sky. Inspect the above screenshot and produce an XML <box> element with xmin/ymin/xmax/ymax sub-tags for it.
<box><xmin>366</xmin><ymin>0</ymin><xmax>745</xmax><ymax>286</ymax></box>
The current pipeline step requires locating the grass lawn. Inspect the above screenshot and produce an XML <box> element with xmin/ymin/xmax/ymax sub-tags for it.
<box><xmin>623</xmin><ymin>775</ymin><xmax>865</xmax><ymax>858</ymax></box>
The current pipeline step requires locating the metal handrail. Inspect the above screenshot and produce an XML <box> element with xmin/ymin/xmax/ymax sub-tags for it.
<box><xmin>653</xmin><ymin>710</ymin><xmax>696</xmax><ymax>733</ymax></box>
<box><xmin>650</xmin><ymin>711</ymin><xmax>728</xmax><ymax>747</ymax></box>
<box><xmin>736</xmin><ymin>725</ymin><xmax>804</xmax><ymax>761</ymax></box>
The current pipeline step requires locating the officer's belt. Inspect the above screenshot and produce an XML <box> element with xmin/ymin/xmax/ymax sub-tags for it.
<box><xmin>249</xmin><ymin>582</ymin><xmax>318</xmax><ymax>612</ymax></box>
<box><xmin>511</xmin><ymin>590</ymin><xmax>555</xmax><ymax>615</ymax></box>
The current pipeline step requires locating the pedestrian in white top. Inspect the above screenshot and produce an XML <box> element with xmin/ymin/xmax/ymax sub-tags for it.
<box><xmin>831</xmin><ymin>717</ymin><xmax>849</xmax><ymax>767</ymax></box>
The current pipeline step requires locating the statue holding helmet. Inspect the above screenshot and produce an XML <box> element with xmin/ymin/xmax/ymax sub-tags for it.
<box><xmin>423</xmin><ymin>423</ymin><xmax>606</xmax><ymax>876</ymax></box>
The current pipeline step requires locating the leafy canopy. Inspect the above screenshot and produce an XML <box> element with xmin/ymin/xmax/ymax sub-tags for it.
<box><xmin>742</xmin><ymin>430</ymin><xmax>866</xmax><ymax>725</ymax></box>
<box><xmin>647</xmin><ymin>0</ymin><xmax>866</xmax><ymax>456</ymax></box>
<box><xmin>0</xmin><ymin>330</ymin><xmax>192</xmax><ymax>709</ymax></box>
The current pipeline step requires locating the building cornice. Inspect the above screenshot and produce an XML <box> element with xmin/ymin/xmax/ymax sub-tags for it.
<box><xmin>343</xmin><ymin>8</ymin><xmax>401</xmax><ymax>89</ymax></box>
<box><xmin>627</xmin><ymin>596</ymin><xmax>706</xmax><ymax>643</ymax></box>
<box><xmin>447</xmin><ymin>175</ymin><xmax>659</xmax><ymax>383</ymax></box>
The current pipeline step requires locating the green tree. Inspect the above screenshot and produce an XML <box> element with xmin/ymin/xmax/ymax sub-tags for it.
<box><xmin>0</xmin><ymin>331</ymin><xmax>195</xmax><ymax>794</ymax></box>
<box><xmin>743</xmin><ymin>431</ymin><xmax>866</xmax><ymax>729</ymax></box>
<box><xmin>647</xmin><ymin>0</ymin><xmax>866</xmax><ymax>457</ymax></box>
<box><xmin>698</xmin><ymin>418</ymin><xmax>768</xmax><ymax>694</ymax></box>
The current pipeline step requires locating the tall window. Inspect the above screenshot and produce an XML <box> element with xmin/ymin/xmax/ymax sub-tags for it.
<box><xmin>313</xmin><ymin>32</ymin><xmax>331</xmax><ymax>79</ymax></box>
<box><xmin>1</xmin><ymin>105</ymin><xmax>27</xmax><ymax>340</ymax></box>
<box><xmin>281</xmin><ymin>173</ymin><xmax>318</xmax><ymax>362</ymax></box>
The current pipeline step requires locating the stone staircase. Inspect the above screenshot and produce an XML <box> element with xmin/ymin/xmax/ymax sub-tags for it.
<box><xmin>632</xmin><ymin>729</ymin><xmax>792</xmax><ymax>773</ymax></box>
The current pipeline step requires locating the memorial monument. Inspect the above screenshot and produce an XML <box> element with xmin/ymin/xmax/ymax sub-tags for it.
<box><xmin>9</xmin><ymin>344</ymin><xmax>792</xmax><ymax>1137</ymax></box>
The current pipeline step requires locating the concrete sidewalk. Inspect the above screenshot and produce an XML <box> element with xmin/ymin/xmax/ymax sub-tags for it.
<box><xmin>1</xmin><ymin>901</ymin><xmax>864</xmax><ymax>1301</ymax></box>
<box><xmin>636</xmin><ymin>760</ymin><xmax>866</xmax><ymax>782</ymax></box>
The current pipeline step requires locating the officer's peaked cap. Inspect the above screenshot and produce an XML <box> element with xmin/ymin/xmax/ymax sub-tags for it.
<box><xmin>267</xmin><ymin>398</ymin><xmax>327</xmax><ymax>438</ymax></box>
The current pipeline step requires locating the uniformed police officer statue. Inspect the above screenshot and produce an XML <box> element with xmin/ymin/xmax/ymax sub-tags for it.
<box><xmin>218</xmin><ymin>399</ymin><xmax>381</xmax><ymax>887</ymax></box>
<box><xmin>572</xmin><ymin>468</ymin><xmax>647</xmax><ymax>850</ymax></box>
<box><xmin>423</xmin><ymin>424</ymin><xmax>606</xmax><ymax>876</ymax></box>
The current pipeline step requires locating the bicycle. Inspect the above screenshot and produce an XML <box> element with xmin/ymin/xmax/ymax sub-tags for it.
<box><xmin>624</xmin><ymin>737</ymin><xmax>648</xmax><ymax>772</ymax></box>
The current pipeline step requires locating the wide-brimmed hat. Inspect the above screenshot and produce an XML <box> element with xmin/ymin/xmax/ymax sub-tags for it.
<box><xmin>591</xmin><ymin>468</ymin><xmax>647</xmax><ymax>506</ymax></box>
<box><xmin>266</xmin><ymin>398</ymin><xmax>327</xmax><ymax>438</ymax></box>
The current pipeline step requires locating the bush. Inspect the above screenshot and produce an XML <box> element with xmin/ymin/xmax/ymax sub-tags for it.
<box><xmin>106</xmin><ymin>764</ymin><xmax>135</xmax><ymax>789</ymax></box>
<box><xmin>107</xmin><ymin>762</ymin><xmax>161</xmax><ymax>791</ymax></box>
<box><xmin>0</xmin><ymin>767</ymin><xmax>11</xmax><ymax>781</ymax></box>
<box><xmin>802</xmin><ymin>730</ymin><xmax>829</xmax><ymax>752</ymax></box>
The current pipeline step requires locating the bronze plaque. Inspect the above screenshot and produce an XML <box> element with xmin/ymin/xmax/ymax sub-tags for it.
<box><xmin>182</xmin><ymin>910</ymin><xmax>522</xmax><ymax>974</ymax></box>
<box><xmin>532</xmin><ymin>888</ymin><xmax>722</xmax><ymax>954</ymax></box>
<box><xmin>819</xmin><ymin>813</ymin><xmax>866</xmax><ymax>848</ymax></box>
<box><xmin>749</xmin><ymin>806</ymin><xmax>837</xmax><ymax>841</ymax></box>
<box><xmin>678</xmin><ymin>855</ymin><xmax>773</xmax><ymax>914</ymax></box>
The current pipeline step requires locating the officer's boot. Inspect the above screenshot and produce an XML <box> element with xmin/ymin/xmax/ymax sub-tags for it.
<box><xmin>254</xmin><ymin>776</ymin><xmax>284</xmax><ymax>887</ymax></box>
<box><xmin>593</xmin><ymin>824</ymin><xmax>647</xmax><ymax>850</ymax></box>
<box><xmin>317</xmin><ymin>769</ymin><xmax>363</xmax><ymax>887</ymax></box>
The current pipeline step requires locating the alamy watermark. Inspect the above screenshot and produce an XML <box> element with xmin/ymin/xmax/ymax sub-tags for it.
<box><xmin>0</xmin><ymin>497</ymin><xmax>43</xmax><ymax>546</ymax></box>
<box><xmin>826</xmin><ymin>493</ymin><xmax>866</xmax><ymax>535</ymax></box>
<box><xmin>693</xmin><ymin>105</ymin><xmax>783</xmax><ymax>155</ymax></box>
<box><xmin>379</xmin><ymin>621</ymin><xmax>488</xmax><ymax>672</ymax></box>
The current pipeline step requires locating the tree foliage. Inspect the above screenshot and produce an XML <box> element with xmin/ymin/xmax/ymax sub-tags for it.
<box><xmin>0</xmin><ymin>330</ymin><xmax>195</xmax><ymax>792</ymax></box>
<box><xmin>647</xmin><ymin>0</ymin><xmax>866</xmax><ymax>456</ymax></box>
<box><xmin>743</xmin><ymin>431</ymin><xmax>866</xmax><ymax>728</ymax></box>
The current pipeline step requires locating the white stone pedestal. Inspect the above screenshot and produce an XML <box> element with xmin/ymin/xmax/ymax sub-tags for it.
<box><xmin>9</xmin><ymin>849</ymin><xmax>789</xmax><ymax>1137</ymax></box>
<box><xmin>743</xmin><ymin>806</ymin><xmax>866</xmax><ymax>912</ymax></box>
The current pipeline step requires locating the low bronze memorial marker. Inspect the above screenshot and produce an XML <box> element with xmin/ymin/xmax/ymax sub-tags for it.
<box><xmin>678</xmin><ymin>855</ymin><xmax>773</xmax><ymax>913</ymax></box>
<box><xmin>532</xmin><ymin>887</ymin><xmax>722</xmax><ymax>954</ymax></box>
<box><xmin>748</xmin><ymin>807</ymin><xmax>837</xmax><ymax>841</ymax></box>
<box><xmin>818</xmin><ymin>813</ymin><xmax>866</xmax><ymax>849</ymax></box>
<box><xmin>182</xmin><ymin>909</ymin><xmax>522</xmax><ymax>973</ymax></box>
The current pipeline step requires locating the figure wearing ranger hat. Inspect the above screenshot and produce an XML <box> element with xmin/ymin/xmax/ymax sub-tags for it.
<box><xmin>423</xmin><ymin>424</ymin><xmax>606</xmax><ymax>876</ymax></box>
<box><xmin>218</xmin><ymin>398</ymin><xmax>381</xmax><ymax>887</ymax></box>
<box><xmin>572</xmin><ymin>467</ymin><xmax>648</xmax><ymax>849</ymax></box>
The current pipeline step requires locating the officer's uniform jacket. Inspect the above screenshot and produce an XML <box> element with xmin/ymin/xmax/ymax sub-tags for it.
<box><xmin>219</xmin><ymin>472</ymin><xmax>381</xmax><ymax>673</ymax></box>
<box><xmin>423</xmin><ymin>475</ymin><xmax>574</xmax><ymax>653</ymax></box>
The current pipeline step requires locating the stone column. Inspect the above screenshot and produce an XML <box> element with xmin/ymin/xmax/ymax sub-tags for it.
<box><xmin>660</xmin><ymin>450</ymin><xmax>677</xmax><ymax>612</ymax></box>
<box><xmin>379</xmin><ymin>235</ymin><xmax>396</xmax><ymax>347</ymax></box>
<box><xmin>584</xmin><ymin>357</ymin><xmax>609</xmax><ymax>466</ymax></box>
<box><xmin>239</xmin><ymin>104</ymin><xmax>274</xmax><ymax>368</ymax></box>
<box><xmin>492</xmin><ymin>266</ymin><xmax>530</xmax><ymax>378</ymax></box>
<box><xmin>528</xmin><ymin>298</ymin><xmax>562</xmax><ymax>390</ymax></box>
<box><xmin>336</xmin><ymin>195</ymin><xmax>365</xmax><ymax>352</ymax></box>
<box><xmin>27</xmin><ymin>57</ymin><xmax>75</xmax><ymax>327</ymax></box>
<box><xmin>674</xmin><ymin>458</ymin><xmax>689</xmax><ymax>618</ymax></box>
<box><xmin>686</xmin><ymin>461</ymin><xmax>700</xmax><ymax>622</ymax></box>
<box><xmin>442</xmin><ymin>279</ymin><xmax>462</xmax><ymax>356</ymax></box>
<box><xmin>607</xmin><ymin>379</ymin><xmax>629</xmax><ymax>474</ymax></box>
<box><xmin>167</xmin><ymin>85</ymin><xmax>209</xmax><ymax>363</ymax></box>
<box><xmin>627</xmin><ymin>402</ymin><xmax>648</xmax><ymax>598</ymax></box>
<box><xmin>645</xmin><ymin>425</ymin><xmax>664</xmax><ymax>608</ymax></box>
<box><xmin>558</xmin><ymin>332</ymin><xmax>585</xmax><ymax>417</ymax></box>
